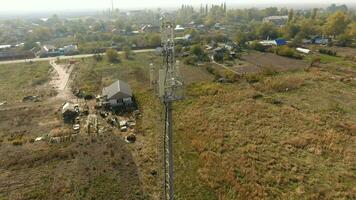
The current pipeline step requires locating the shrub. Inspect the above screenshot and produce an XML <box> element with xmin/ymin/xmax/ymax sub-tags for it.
<box><xmin>258</xmin><ymin>75</ymin><xmax>305</xmax><ymax>93</ymax></box>
<box><xmin>12</xmin><ymin>140</ymin><xmax>23</xmax><ymax>146</ymax></box>
<box><xmin>275</xmin><ymin>46</ymin><xmax>302</xmax><ymax>59</ymax></box>
<box><xmin>244</xmin><ymin>73</ymin><xmax>263</xmax><ymax>83</ymax></box>
<box><xmin>261</xmin><ymin>66</ymin><xmax>278</xmax><ymax>76</ymax></box>
<box><xmin>93</xmin><ymin>54</ymin><xmax>103</xmax><ymax>62</ymax></box>
<box><xmin>249</xmin><ymin>41</ymin><xmax>267</xmax><ymax>52</ymax></box>
<box><xmin>223</xmin><ymin>70</ymin><xmax>239</xmax><ymax>82</ymax></box>
<box><xmin>243</xmin><ymin>66</ymin><xmax>277</xmax><ymax>83</ymax></box>
<box><xmin>205</xmin><ymin>66</ymin><xmax>221</xmax><ymax>80</ymax></box>
<box><xmin>183</xmin><ymin>56</ymin><xmax>198</xmax><ymax>65</ymax></box>
<box><xmin>106</xmin><ymin>49</ymin><xmax>119</xmax><ymax>62</ymax></box>
<box><xmin>319</xmin><ymin>48</ymin><xmax>337</xmax><ymax>56</ymax></box>
<box><xmin>213</xmin><ymin>53</ymin><xmax>224</xmax><ymax>62</ymax></box>
<box><xmin>123</xmin><ymin>45</ymin><xmax>132</xmax><ymax>59</ymax></box>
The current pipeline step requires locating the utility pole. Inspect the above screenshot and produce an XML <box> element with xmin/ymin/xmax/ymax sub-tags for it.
<box><xmin>159</xmin><ymin>14</ymin><xmax>183</xmax><ymax>200</ymax></box>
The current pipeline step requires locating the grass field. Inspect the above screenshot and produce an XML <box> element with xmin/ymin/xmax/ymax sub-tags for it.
<box><xmin>171</xmin><ymin>54</ymin><xmax>356</xmax><ymax>199</ymax></box>
<box><xmin>0</xmin><ymin>62</ymin><xmax>52</xmax><ymax>102</ymax></box>
<box><xmin>0</xmin><ymin>51</ymin><xmax>355</xmax><ymax>199</ymax></box>
<box><xmin>70</xmin><ymin>52</ymin><xmax>356</xmax><ymax>199</ymax></box>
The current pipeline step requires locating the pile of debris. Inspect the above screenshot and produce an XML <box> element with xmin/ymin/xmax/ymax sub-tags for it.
<box><xmin>62</xmin><ymin>102</ymin><xmax>79</xmax><ymax>123</ymax></box>
<box><xmin>22</xmin><ymin>95</ymin><xmax>41</xmax><ymax>102</ymax></box>
<box><xmin>98</xmin><ymin>109</ymin><xmax>140</xmax><ymax>143</ymax></box>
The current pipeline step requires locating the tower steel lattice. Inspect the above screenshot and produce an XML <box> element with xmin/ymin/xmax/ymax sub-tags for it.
<box><xmin>159</xmin><ymin>14</ymin><xmax>183</xmax><ymax>200</ymax></box>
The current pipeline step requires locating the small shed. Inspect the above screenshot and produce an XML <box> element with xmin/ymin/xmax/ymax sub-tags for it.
<box><xmin>296</xmin><ymin>47</ymin><xmax>311</xmax><ymax>54</ymax></box>
<box><xmin>260</xmin><ymin>39</ymin><xmax>286</xmax><ymax>47</ymax></box>
<box><xmin>102</xmin><ymin>80</ymin><xmax>133</xmax><ymax>106</ymax></box>
<box><xmin>275</xmin><ymin>39</ymin><xmax>287</xmax><ymax>46</ymax></box>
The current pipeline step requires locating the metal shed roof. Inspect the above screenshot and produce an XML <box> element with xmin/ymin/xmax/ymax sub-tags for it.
<box><xmin>102</xmin><ymin>80</ymin><xmax>132</xmax><ymax>100</ymax></box>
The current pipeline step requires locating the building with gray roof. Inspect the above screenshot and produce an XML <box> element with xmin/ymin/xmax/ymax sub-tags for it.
<box><xmin>102</xmin><ymin>80</ymin><xmax>133</xmax><ymax>106</ymax></box>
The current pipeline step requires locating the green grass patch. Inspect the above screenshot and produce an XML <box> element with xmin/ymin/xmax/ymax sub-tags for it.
<box><xmin>0</xmin><ymin>62</ymin><xmax>51</xmax><ymax>102</ymax></box>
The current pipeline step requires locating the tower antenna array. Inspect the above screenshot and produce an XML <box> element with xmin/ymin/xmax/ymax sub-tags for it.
<box><xmin>159</xmin><ymin>14</ymin><xmax>184</xmax><ymax>200</ymax></box>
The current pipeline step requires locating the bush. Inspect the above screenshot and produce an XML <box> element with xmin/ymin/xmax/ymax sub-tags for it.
<box><xmin>223</xmin><ymin>70</ymin><xmax>239</xmax><ymax>82</ymax></box>
<box><xmin>275</xmin><ymin>46</ymin><xmax>302</xmax><ymax>59</ymax></box>
<box><xmin>244</xmin><ymin>73</ymin><xmax>263</xmax><ymax>83</ymax></box>
<box><xmin>205</xmin><ymin>66</ymin><xmax>221</xmax><ymax>80</ymax></box>
<box><xmin>93</xmin><ymin>54</ymin><xmax>103</xmax><ymax>62</ymax></box>
<box><xmin>213</xmin><ymin>53</ymin><xmax>224</xmax><ymax>62</ymax></box>
<box><xmin>12</xmin><ymin>140</ymin><xmax>23</xmax><ymax>146</ymax></box>
<box><xmin>123</xmin><ymin>45</ymin><xmax>132</xmax><ymax>59</ymax></box>
<box><xmin>258</xmin><ymin>75</ymin><xmax>305</xmax><ymax>93</ymax></box>
<box><xmin>183</xmin><ymin>56</ymin><xmax>198</xmax><ymax>65</ymax></box>
<box><xmin>249</xmin><ymin>41</ymin><xmax>268</xmax><ymax>52</ymax></box>
<box><xmin>319</xmin><ymin>48</ymin><xmax>337</xmax><ymax>56</ymax></box>
<box><xmin>106</xmin><ymin>49</ymin><xmax>119</xmax><ymax>62</ymax></box>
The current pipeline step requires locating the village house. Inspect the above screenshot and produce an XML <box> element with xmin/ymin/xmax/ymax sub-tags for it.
<box><xmin>259</xmin><ymin>39</ymin><xmax>287</xmax><ymax>47</ymax></box>
<box><xmin>174</xmin><ymin>25</ymin><xmax>185</xmax><ymax>32</ymax></box>
<box><xmin>102</xmin><ymin>80</ymin><xmax>133</xmax><ymax>107</ymax></box>
<box><xmin>263</xmin><ymin>16</ymin><xmax>289</xmax><ymax>26</ymax></box>
<box><xmin>140</xmin><ymin>24</ymin><xmax>160</xmax><ymax>33</ymax></box>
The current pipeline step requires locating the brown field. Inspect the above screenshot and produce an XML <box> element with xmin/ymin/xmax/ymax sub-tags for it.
<box><xmin>0</xmin><ymin>51</ymin><xmax>355</xmax><ymax>200</ymax></box>
<box><xmin>241</xmin><ymin>51</ymin><xmax>308</xmax><ymax>72</ymax></box>
<box><xmin>319</xmin><ymin>46</ymin><xmax>356</xmax><ymax>58</ymax></box>
<box><xmin>0</xmin><ymin>99</ymin><xmax>143</xmax><ymax>200</ymax></box>
<box><xmin>0</xmin><ymin>52</ymin><xmax>214</xmax><ymax>200</ymax></box>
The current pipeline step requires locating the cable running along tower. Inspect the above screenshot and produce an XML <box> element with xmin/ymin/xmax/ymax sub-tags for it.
<box><xmin>159</xmin><ymin>14</ymin><xmax>184</xmax><ymax>200</ymax></box>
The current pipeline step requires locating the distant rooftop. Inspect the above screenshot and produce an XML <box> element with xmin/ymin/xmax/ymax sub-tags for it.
<box><xmin>264</xmin><ymin>16</ymin><xmax>288</xmax><ymax>20</ymax></box>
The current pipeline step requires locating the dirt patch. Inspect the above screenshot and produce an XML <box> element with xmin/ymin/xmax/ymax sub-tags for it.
<box><xmin>241</xmin><ymin>52</ymin><xmax>308</xmax><ymax>72</ymax></box>
<box><xmin>322</xmin><ymin>46</ymin><xmax>356</xmax><ymax>58</ymax></box>
<box><xmin>180</xmin><ymin>65</ymin><xmax>214</xmax><ymax>84</ymax></box>
<box><xmin>0</xmin><ymin>135</ymin><xmax>143</xmax><ymax>200</ymax></box>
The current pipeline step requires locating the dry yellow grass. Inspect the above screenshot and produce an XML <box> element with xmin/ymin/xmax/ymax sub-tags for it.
<box><xmin>173</xmin><ymin>65</ymin><xmax>356</xmax><ymax>199</ymax></box>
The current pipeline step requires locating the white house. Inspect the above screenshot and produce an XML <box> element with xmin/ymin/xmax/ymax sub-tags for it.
<box><xmin>63</xmin><ymin>44</ymin><xmax>78</xmax><ymax>54</ymax></box>
<box><xmin>102</xmin><ymin>80</ymin><xmax>133</xmax><ymax>107</ymax></box>
<box><xmin>263</xmin><ymin>16</ymin><xmax>288</xmax><ymax>26</ymax></box>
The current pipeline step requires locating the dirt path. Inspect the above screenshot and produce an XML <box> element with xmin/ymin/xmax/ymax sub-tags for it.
<box><xmin>210</xmin><ymin>55</ymin><xmax>241</xmax><ymax>75</ymax></box>
<box><xmin>49</xmin><ymin>60</ymin><xmax>75</xmax><ymax>100</ymax></box>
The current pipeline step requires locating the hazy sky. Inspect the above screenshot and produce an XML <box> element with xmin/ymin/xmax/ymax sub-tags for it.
<box><xmin>0</xmin><ymin>0</ymin><xmax>354</xmax><ymax>13</ymax></box>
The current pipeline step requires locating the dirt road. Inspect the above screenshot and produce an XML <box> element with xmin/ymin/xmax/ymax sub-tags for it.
<box><xmin>49</xmin><ymin>60</ymin><xmax>75</xmax><ymax>100</ymax></box>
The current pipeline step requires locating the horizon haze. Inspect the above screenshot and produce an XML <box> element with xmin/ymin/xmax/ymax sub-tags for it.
<box><xmin>0</xmin><ymin>0</ymin><xmax>355</xmax><ymax>14</ymax></box>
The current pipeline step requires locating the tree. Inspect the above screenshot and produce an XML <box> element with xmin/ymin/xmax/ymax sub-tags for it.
<box><xmin>324</xmin><ymin>11</ymin><xmax>351</xmax><ymax>37</ymax></box>
<box><xmin>282</xmin><ymin>23</ymin><xmax>300</xmax><ymax>39</ymax></box>
<box><xmin>327</xmin><ymin>4</ymin><xmax>348</xmax><ymax>13</ymax></box>
<box><xmin>23</xmin><ymin>39</ymin><xmax>38</xmax><ymax>50</ymax></box>
<box><xmin>346</xmin><ymin>22</ymin><xmax>356</xmax><ymax>38</ymax></box>
<box><xmin>148</xmin><ymin>34</ymin><xmax>161</xmax><ymax>47</ymax></box>
<box><xmin>190</xmin><ymin>44</ymin><xmax>204</xmax><ymax>58</ymax></box>
<box><xmin>299</xmin><ymin>19</ymin><xmax>321</xmax><ymax>37</ymax></box>
<box><xmin>106</xmin><ymin>49</ymin><xmax>119</xmax><ymax>62</ymax></box>
<box><xmin>311</xmin><ymin>8</ymin><xmax>318</xmax><ymax>20</ymax></box>
<box><xmin>288</xmin><ymin>9</ymin><xmax>294</xmax><ymax>22</ymax></box>
<box><xmin>123</xmin><ymin>45</ymin><xmax>132</xmax><ymax>59</ymax></box>
<box><xmin>337</xmin><ymin>34</ymin><xmax>353</xmax><ymax>47</ymax></box>
<box><xmin>32</xmin><ymin>27</ymin><xmax>52</xmax><ymax>42</ymax></box>
<box><xmin>235</xmin><ymin>31</ymin><xmax>248</xmax><ymax>47</ymax></box>
<box><xmin>257</xmin><ymin>22</ymin><xmax>278</xmax><ymax>40</ymax></box>
<box><xmin>264</xmin><ymin>7</ymin><xmax>278</xmax><ymax>17</ymax></box>
<box><xmin>175</xmin><ymin>44</ymin><xmax>183</xmax><ymax>54</ymax></box>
